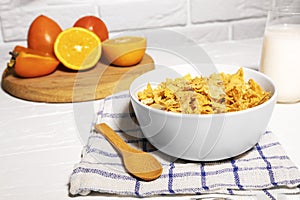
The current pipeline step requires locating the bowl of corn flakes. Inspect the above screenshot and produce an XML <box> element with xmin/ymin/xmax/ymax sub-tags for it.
<box><xmin>129</xmin><ymin>65</ymin><xmax>277</xmax><ymax>161</ymax></box>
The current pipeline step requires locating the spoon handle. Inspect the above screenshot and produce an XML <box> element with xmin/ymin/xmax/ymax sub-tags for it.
<box><xmin>94</xmin><ymin>123</ymin><xmax>141</xmax><ymax>154</ymax></box>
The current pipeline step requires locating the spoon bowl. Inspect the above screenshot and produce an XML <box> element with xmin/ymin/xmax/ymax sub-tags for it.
<box><xmin>94</xmin><ymin>123</ymin><xmax>162</xmax><ymax>181</ymax></box>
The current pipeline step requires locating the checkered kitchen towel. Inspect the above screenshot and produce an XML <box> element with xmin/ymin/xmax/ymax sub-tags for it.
<box><xmin>69</xmin><ymin>91</ymin><xmax>300</xmax><ymax>199</ymax></box>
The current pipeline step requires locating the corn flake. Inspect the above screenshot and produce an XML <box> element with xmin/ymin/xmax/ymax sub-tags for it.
<box><xmin>137</xmin><ymin>68</ymin><xmax>271</xmax><ymax>114</ymax></box>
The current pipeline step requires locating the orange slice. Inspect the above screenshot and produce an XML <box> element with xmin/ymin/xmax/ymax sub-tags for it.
<box><xmin>54</xmin><ymin>27</ymin><xmax>101</xmax><ymax>70</ymax></box>
<box><xmin>102</xmin><ymin>36</ymin><xmax>146</xmax><ymax>67</ymax></box>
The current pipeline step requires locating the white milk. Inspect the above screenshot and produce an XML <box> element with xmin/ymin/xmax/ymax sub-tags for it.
<box><xmin>260</xmin><ymin>24</ymin><xmax>300</xmax><ymax>103</ymax></box>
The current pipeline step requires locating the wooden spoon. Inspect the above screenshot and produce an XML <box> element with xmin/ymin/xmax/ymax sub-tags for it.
<box><xmin>94</xmin><ymin>123</ymin><xmax>163</xmax><ymax>181</ymax></box>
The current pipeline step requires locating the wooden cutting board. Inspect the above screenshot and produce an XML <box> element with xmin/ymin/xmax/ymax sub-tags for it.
<box><xmin>1</xmin><ymin>54</ymin><xmax>154</xmax><ymax>103</ymax></box>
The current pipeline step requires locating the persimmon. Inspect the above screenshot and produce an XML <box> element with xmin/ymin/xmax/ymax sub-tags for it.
<box><xmin>27</xmin><ymin>15</ymin><xmax>62</xmax><ymax>56</ymax></box>
<box><xmin>73</xmin><ymin>15</ymin><xmax>109</xmax><ymax>42</ymax></box>
<box><xmin>8</xmin><ymin>46</ymin><xmax>59</xmax><ymax>78</ymax></box>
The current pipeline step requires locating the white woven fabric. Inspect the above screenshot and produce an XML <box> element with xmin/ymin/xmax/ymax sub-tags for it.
<box><xmin>69</xmin><ymin>91</ymin><xmax>300</xmax><ymax>199</ymax></box>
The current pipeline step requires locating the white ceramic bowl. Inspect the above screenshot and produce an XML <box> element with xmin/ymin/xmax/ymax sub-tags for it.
<box><xmin>129</xmin><ymin>65</ymin><xmax>277</xmax><ymax>161</ymax></box>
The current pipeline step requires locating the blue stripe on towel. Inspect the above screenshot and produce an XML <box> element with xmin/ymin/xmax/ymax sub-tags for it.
<box><xmin>260</xmin><ymin>142</ymin><xmax>281</xmax><ymax>150</ymax></box>
<box><xmin>264</xmin><ymin>130</ymin><xmax>272</xmax><ymax>135</ymax></box>
<box><xmin>200</xmin><ymin>163</ymin><xmax>209</xmax><ymax>190</ymax></box>
<box><xmin>134</xmin><ymin>180</ymin><xmax>140</xmax><ymax>196</ymax></box>
<box><xmin>77</xmin><ymin>187</ymin><xmax>136</xmax><ymax>196</ymax></box>
<box><xmin>256</xmin><ymin>143</ymin><xmax>278</xmax><ymax>186</ymax></box>
<box><xmin>81</xmin><ymin>161</ymin><xmax>124</xmax><ymax>167</ymax></box>
<box><xmin>97</xmin><ymin>110</ymin><xmax>103</xmax><ymax>116</ymax></box>
<box><xmin>227</xmin><ymin>188</ymin><xmax>234</xmax><ymax>194</ymax></box>
<box><xmin>231</xmin><ymin>159</ymin><xmax>244</xmax><ymax>189</ymax></box>
<box><xmin>73</xmin><ymin>167</ymin><xmax>134</xmax><ymax>180</ymax></box>
<box><xmin>104</xmin><ymin>93</ymin><xmax>130</xmax><ymax>101</ymax></box>
<box><xmin>263</xmin><ymin>189</ymin><xmax>276</xmax><ymax>200</ymax></box>
<box><xmin>86</xmin><ymin>146</ymin><xmax>119</xmax><ymax>157</ymax></box>
<box><xmin>237</xmin><ymin>155</ymin><xmax>289</xmax><ymax>163</ymax></box>
<box><xmin>101</xmin><ymin>112</ymin><xmax>134</xmax><ymax>119</ymax></box>
<box><xmin>168</xmin><ymin>162</ymin><xmax>175</xmax><ymax>194</ymax></box>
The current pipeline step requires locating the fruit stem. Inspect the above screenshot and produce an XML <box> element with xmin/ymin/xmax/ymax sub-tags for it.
<box><xmin>7</xmin><ymin>51</ymin><xmax>18</xmax><ymax>68</ymax></box>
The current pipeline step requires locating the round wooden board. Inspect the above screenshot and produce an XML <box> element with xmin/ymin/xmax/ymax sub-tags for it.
<box><xmin>1</xmin><ymin>54</ymin><xmax>154</xmax><ymax>103</ymax></box>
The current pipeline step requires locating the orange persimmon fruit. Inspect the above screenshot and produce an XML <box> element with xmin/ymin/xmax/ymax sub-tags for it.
<box><xmin>27</xmin><ymin>15</ymin><xmax>62</xmax><ymax>56</ymax></box>
<box><xmin>73</xmin><ymin>15</ymin><xmax>109</xmax><ymax>42</ymax></box>
<box><xmin>8</xmin><ymin>45</ymin><xmax>59</xmax><ymax>78</ymax></box>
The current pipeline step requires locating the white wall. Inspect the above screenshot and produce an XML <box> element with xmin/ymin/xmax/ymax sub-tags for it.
<box><xmin>0</xmin><ymin>0</ymin><xmax>273</xmax><ymax>68</ymax></box>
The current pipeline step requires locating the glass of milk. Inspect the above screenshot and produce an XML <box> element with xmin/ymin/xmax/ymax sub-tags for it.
<box><xmin>260</xmin><ymin>6</ymin><xmax>300</xmax><ymax>103</ymax></box>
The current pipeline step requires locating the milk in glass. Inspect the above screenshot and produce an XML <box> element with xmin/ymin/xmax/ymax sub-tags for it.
<box><xmin>260</xmin><ymin>24</ymin><xmax>300</xmax><ymax>103</ymax></box>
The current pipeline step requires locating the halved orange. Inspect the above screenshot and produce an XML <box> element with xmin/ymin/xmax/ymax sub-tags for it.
<box><xmin>54</xmin><ymin>27</ymin><xmax>101</xmax><ymax>70</ymax></box>
<box><xmin>102</xmin><ymin>36</ymin><xmax>146</xmax><ymax>67</ymax></box>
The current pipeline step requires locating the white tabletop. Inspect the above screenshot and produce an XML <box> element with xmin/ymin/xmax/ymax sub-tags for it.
<box><xmin>1</xmin><ymin>39</ymin><xmax>299</xmax><ymax>199</ymax></box>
